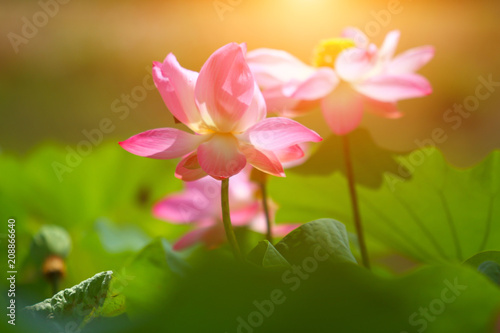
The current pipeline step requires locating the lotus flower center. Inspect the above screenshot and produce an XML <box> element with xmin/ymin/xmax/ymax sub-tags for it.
<box><xmin>312</xmin><ymin>38</ymin><xmax>356</xmax><ymax>68</ymax></box>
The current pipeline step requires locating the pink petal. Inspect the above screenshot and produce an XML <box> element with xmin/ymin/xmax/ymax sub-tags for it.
<box><xmin>230</xmin><ymin>201</ymin><xmax>260</xmax><ymax>226</ymax></box>
<box><xmin>282</xmin><ymin>67</ymin><xmax>339</xmax><ymax>100</ymax></box>
<box><xmin>246</xmin><ymin>48</ymin><xmax>317</xmax><ymax>89</ymax></box>
<box><xmin>320</xmin><ymin>87</ymin><xmax>364</xmax><ymax>135</ymax></box>
<box><xmin>261</xmin><ymin>86</ymin><xmax>302</xmax><ymax>114</ymax></box>
<box><xmin>195</xmin><ymin>43</ymin><xmax>255</xmax><ymax>132</ymax></box>
<box><xmin>197</xmin><ymin>134</ymin><xmax>247</xmax><ymax>179</ymax></box>
<box><xmin>175</xmin><ymin>152</ymin><xmax>207</xmax><ymax>181</ymax></box>
<box><xmin>387</xmin><ymin>46</ymin><xmax>435</xmax><ymax>74</ymax></box>
<box><xmin>378</xmin><ymin>30</ymin><xmax>400</xmax><ymax>64</ymax></box>
<box><xmin>153</xmin><ymin>192</ymin><xmax>212</xmax><ymax>224</ymax></box>
<box><xmin>240</xmin><ymin>144</ymin><xmax>285</xmax><ymax>177</ymax></box>
<box><xmin>275</xmin><ymin>145</ymin><xmax>305</xmax><ymax>164</ymax></box>
<box><xmin>364</xmin><ymin>97</ymin><xmax>403</xmax><ymax>119</ymax></box>
<box><xmin>153</xmin><ymin>55</ymin><xmax>204</xmax><ymax>133</ymax></box>
<box><xmin>355</xmin><ymin>73</ymin><xmax>432</xmax><ymax>102</ymax></box>
<box><xmin>243</xmin><ymin>117</ymin><xmax>322</xmax><ymax>151</ymax></box>
<box><xmin>173</xmin><ymin>224</ymin><xmax>227</xmax><ymax>250</ymax></box>
<box><xmin>249</xmin><ymin>213</ymin><xmax>300</xmax><ymax>237</ymax></box>
<box><xmin>233</xmin><ymin>82</ymin><xmax>267</xmax><ymax>133</ymax></box>
<box><xmin>255</xmin><ymin>85</ymin><xmax>321</xmax><ymax>116</ymax></box>
<box><xmin>198</xmin><ymin>167</ymin><xmax>260</xmax><ymax>224</ymax></box>
<box><xmin>272</xmin><ymin>223</ymin><xmax>301</xmax><ymax>236</ymax></box>
<box><xmin>173</xmin><ymin>228</ymin><xmax>210</xmax><ymax>251</ymax></box>
<box><xmin>280</xmin><ymin>102</ymin><xmax>323</xmax><ymax>117</ymax></box>
<box><xmin>185</xmin><ymin>174</ymin><xmax>220</xmax><ymax>194</ymax></box>
<box><xmin>341</xmin><ymin>27</ymin><xmax>369</xmax><ymax>48</ymax></box>
<box><xmin>200</xmin><ymin>225</ymin><xmax>227</xmax><ymax>249</ymax></box>
<box><xmin>228</xmin><ymin>168</ymin><xmax>258</xmax><ymax>204</ymax></box>
<box><xmin>246</xmin><ymin>49</ymin><xmax>333</xmax><ymax>116</ymax></box>
<box><xmin>248</xmin><ymin>213</ymin><xmax>272</xmax><ymax>234</ymax></box>
<box><xmin>336</xmin><ymin>47</ymin><xmax>376</xmax><ymax>82</ymax></box>
<box><xmin>119</xmin><ymin>128</ymin><xmax>205</xmax><ymax>159</ymax></box>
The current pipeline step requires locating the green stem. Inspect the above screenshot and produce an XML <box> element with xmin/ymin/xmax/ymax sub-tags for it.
<box><xmin>49</xmin><ymin>275</ymin><xmax>60</xmax><ymax>296</ymax></box>
<box><xmin>259</xmin><ymin>181</ymin><xmax>273</xmax><ymax>243</ymax></box>
<box><xmin>221</xmin><ymin>178</ymin><xmax>244</xmax><ymax>261</ymax></box>
<box><xmin>341</xmin><ymin>134</ymin><xmax>370</xmax><ymax>269</ymax></box>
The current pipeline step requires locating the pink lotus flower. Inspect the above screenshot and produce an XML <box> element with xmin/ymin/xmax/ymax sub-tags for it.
<box><xmin>119</xmin><ymin>43</ymin><xmax>322</xmax><ymax>180</ymax></box>
<box><xmin>247</xmin><ymin>28</ymin><xmax>434</xmax><ymax>135</ymax></box>
<box><xmin>153</xmin><ymin>168</ymin><xmax>299</xmax><ymax>250</ymax></box>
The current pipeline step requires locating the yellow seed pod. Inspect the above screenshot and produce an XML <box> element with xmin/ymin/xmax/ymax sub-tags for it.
<box><xmin>312</xmin><ymin>38</ymin><xmax>356</xmax><ymax>68</ymax></box>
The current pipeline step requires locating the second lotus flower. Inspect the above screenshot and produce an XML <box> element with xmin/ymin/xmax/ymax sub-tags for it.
<box><xmin>120</xmin><ymin>43</ymin><xmax>322</xmax><ymax>180</ymax></box>
<box><xmin>247</xmin><ymin>28</ymin><xmax>434</xmax><ymax>135</ymax></box>
<box><xmin>153</xmin><ymin>168</ymin><xmax>299</xmax><ymax>250</ymax></box>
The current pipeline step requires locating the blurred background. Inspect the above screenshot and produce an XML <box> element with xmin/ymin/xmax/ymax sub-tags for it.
<box><xmin>2</xmin><ymin>0</ymin><xmax>500</xmax><ymax>304</ymax></box>
<box><xmin>1</xmin><ymin>0</ymin><xmax>500</xmax><ymax>166</ymax></box>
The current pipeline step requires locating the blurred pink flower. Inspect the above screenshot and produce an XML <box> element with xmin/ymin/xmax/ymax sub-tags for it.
<box><xmin>120</xmin><ymin>43</ymin><xmax>322</xmax><ymax>180</ymax></box>
<box><xmin>247</xmin><ymin>28</ymin><xmax>434</xmax><ymax>135</ymax></box>
<box><xmin>153</xmin><ymin>168</ymin><xmax>299</xmax><ymax>250</ymax></box>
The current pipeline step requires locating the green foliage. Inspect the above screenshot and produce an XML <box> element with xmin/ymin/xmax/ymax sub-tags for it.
<box><xmin>30</xmin><ymin>225</ymin><xmax>72</xmax><ymax>263</ymax></box>
<box><xmin>477</xmin><ymin>261</ymin><xmax>500</xmax><ymax>286</ymax></box>
<box><xmin>31</xmin><ymin>241</ymin><xmax>498</xmax><ymax>333</ymax></box>
<box><xmin>22</xmin><ymin>271</ymin><xmax>123</xmax><ymax>332</ymax></box>
<box><xmin>291</xmin><ymin>129</ymin><xmax>411</xmax><ymax>188</ymax></box>
<box><xmin>18</xmin><ymin>215</ymin><xmax>500</xmax><ymax>333</ymax></box>
<box><xmin>248</xmin><ymin>219</ymin><xmax>357</xmax><ymax>269</ymax></box>
<box><xmin>4</xmin><ymin>142</ymin><xmax>500</xmax><ymax>332</ymax></box>
<box><xmin>247</xmin><ymin>240</ymin><xmax>290</xmax><ymax>268</ymax></box>
<box><xmin>94</xmin><ymin>217</ymin><xmax>151</xmax><ymax>254</ymax></box>
<box><xmin>0</xmin><ymin>143</ymin><xmax>187</xmax><ymax>293</ymax></box>
<box><xmin>24</xmin><ymin>271</ymin><xmax>113</xmax><ymax>316</ymax></box>
<box><xmin>271</xmin><ymin>147</ymin><xmax>500</xmax><ymax>264</ymax></box>
<box><xmin>465</xmin><ymin>250</ymin><xmax>500</xmax><ymax>286</ymax></box>
<box><xmin>273</xmin><ymin>218</ymin><xmax>357</xmax><ymax>265</ymax></box>
<box><xmin>465</xmin><ymin>251</ymin><xmax>500</xmax><ymax>267</ymax></box>
<box><xmin>120</xmin><ymin>238</ymin><xmax>189</xmax><ymax>319</ymax></box>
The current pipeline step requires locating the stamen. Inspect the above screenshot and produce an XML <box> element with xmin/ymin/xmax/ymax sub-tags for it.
<box><xmin>312</xmin><ymin>38</ymin><xmax>356</xmax><ymax>68</ymax></box>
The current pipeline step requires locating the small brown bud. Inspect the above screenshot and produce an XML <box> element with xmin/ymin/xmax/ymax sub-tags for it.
<box><xmin>42</xmin><ymin>255</ymin><xmax>66</xmax><ymax>282</ymax></box>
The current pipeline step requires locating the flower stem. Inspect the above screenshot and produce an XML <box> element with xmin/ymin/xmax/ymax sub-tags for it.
<box><xmin>259</xmin><ymin>180</ymin><xmax>273</xmax><ymax>243</ymax></box>
<box><xmin>341</xmin><ymin>134</ymin><xmax>370</xmax><ymax>269</ymax></box>
<box><xmin>49</xmin><ymin>274</ymin><xmax>60</xmax><ymax>296</ymax></box>
<box><xmin>42</xmin><ymin>255</ymin><xmax>65</xmax><ymax>295</ymax></box>
<box><xmin>221</xmin><ymin>178</ymin><xmax>244</xmax><ymax>261</ymax></box>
